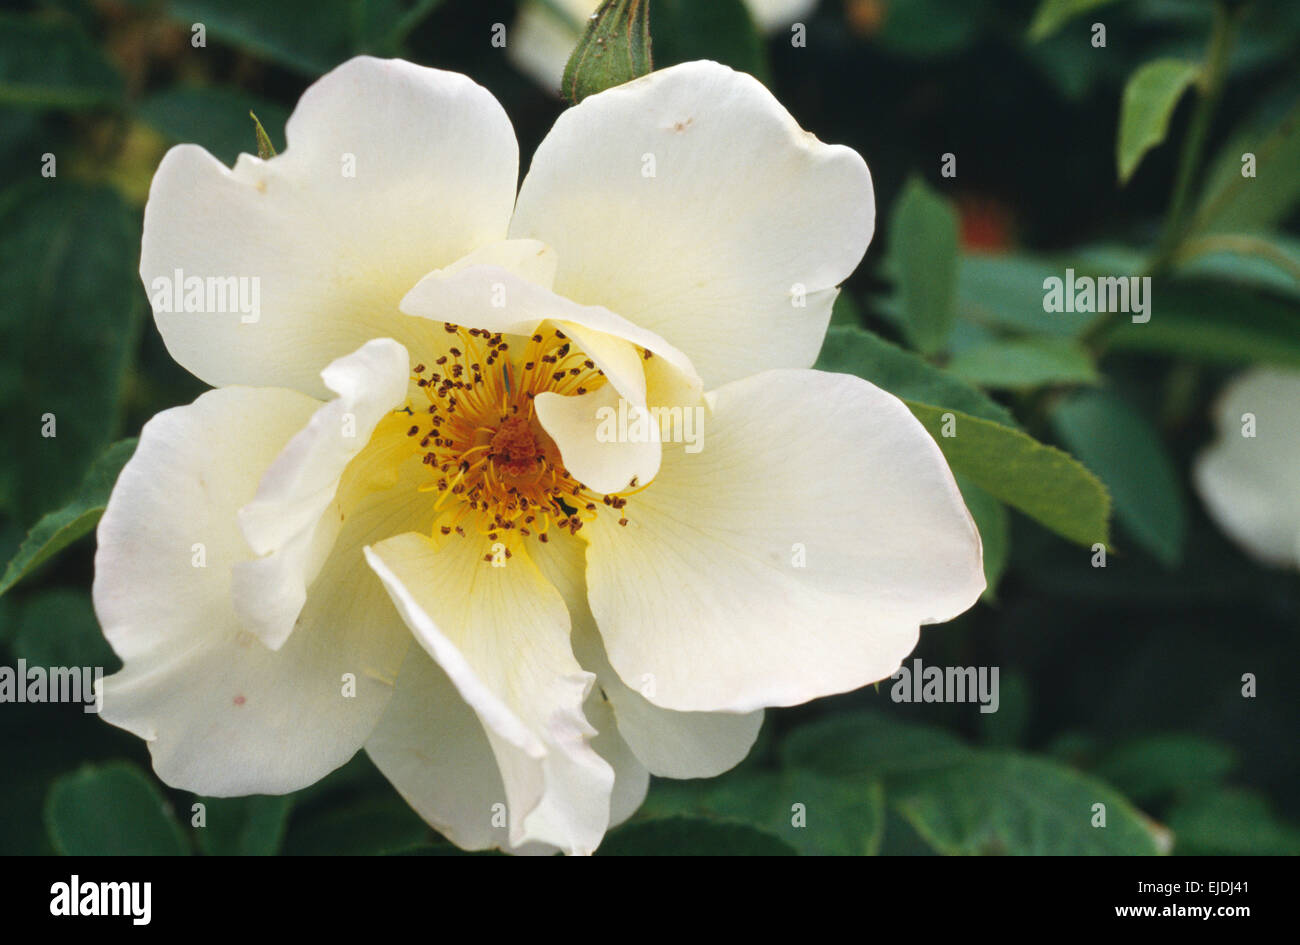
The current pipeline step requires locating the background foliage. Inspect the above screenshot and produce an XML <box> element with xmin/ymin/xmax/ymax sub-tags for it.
<box><xmin>1</xmin><ymin>0</ymin><xmax>1297</xmax><ymax>855</ymax></box>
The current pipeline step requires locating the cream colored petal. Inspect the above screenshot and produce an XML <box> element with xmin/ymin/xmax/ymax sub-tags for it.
<box><xmin>584</xmin><ymin>369</ymin><xmax>984</xmax><ymax>713</ymax></box>
<box><xmin>141</xmin><ymin>57</ymin><xmax>518</xmax><ymax>397</ymax></box>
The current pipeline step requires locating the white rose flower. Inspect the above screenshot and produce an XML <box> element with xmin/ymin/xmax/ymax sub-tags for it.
<box><xmin>509</xmin><ymin>0</ymin><xmax>819</xmax><ymax>92</ymax></box>
<box><xmin>94</xmin><ymin>56</ymin><xmax>984</xmax><ymax>855</ymax></box>
<box><xmin>1194</xmin><ymin>368</ymin><xmax>1300</xmax><ymax>569</ymax></box>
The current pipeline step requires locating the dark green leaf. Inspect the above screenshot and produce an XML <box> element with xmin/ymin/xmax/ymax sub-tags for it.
<box><xmin>816</xmin><ymin>326</ymin><xmax>1017</xmax><ymax>427</ymax></box>
<box><xmin>0</xmin><ymin>183</ymin><xmax>144</xmax><ymax>522</ymax></box>
<box><xmin>957</xmin><ymin>476</ymin><xmax>1010</xmax><ymax>601</ymax></box>
<box><xmin>598</xmin><ymin>817</ymin><xmax>796</xmax><ymax>855</ymax></box>
<box><xmin>1167</xmin><ymin>788</ymin><xmax>1300</xmax><ymax>855</ymax></box>
<box><xmin>136</xmin><ymin>86</ymin><xmax>288</xmax><ymax>166</ymax></box>
<box><xmin>946</xmin><ymin>337</ymin><xmax>1099</xmax><ymax>389</ymax></box>
<box><xmin>1195</xmin><ymin>93</ymin><xmax>1300</xmax><ymax>234</ymax></box>
<box><xmin>1051</xmin><ymin>388</ymin><xmax>1187</xmax><ymax>566</ymax></box>
<box><xmin>45</xmin><ymin>762</ymin><xmax>190</xmax><ymax>855</ymax></box>
<box><xmin>782</xmin><ymin>711</ymin><xmax>974</xmax><ymax>779</ymax></box>
<box><xmin>643</xmin><ymin>769</ymin><xmax>886</xmax><ymax>856</ymax></box>
<box><xmin>1117</xmin><ymin>59</ymin><xmax>1200</xmax><ymax>184</ymax></box>
<box><xmin>0</xmin><ymin>14</ymin><xmax>123</xmax><ymax>109</ymax></box>
<box><xmin>194</xmin><ymin>795</ymin><xmax>294</xmax><ymax>856</ymax></box>
<box><xmin>891</xmin><ymin>752</ymin><xmax>1164</xmax><ymax>855</ymax></box>
<box><xmin>0</xmin><ymin>439</ymin><xmax>136</xmax><ymax>598</ymax></box>
<box><xmin>1028</xmin><ymin>0</ymin><xmax>1125</xmax><ymax>42</ymax></box>
<box><xmin>905</xmin><ymin>402</ymin><xmax>1112</xmax><ymax>547</ymax></box>
<box><xmin>12</xmin><ymin>588</ymin><xmax>116</xmax><ymax>671</ymax></box>
<box><xmin>888</xmin><ymin>177</ymin><xmax>960</xmax><ymax>355</ymax></box>
<box><xmin>1089</xmin><ymin>735</ymin><xmax>1236</xmax><ymax>806</ymax></box>
<box><xmin>651</xmin><ymin>0</ymin><xmax>767</xmax><ymax>81</ymax></box>
<box><xmin>1107</xmin><ymin>279</ymin><xmax>1300</xmax><ymax>366</ymax></box>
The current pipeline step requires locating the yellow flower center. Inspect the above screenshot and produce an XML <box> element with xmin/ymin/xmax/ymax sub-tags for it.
<box><xmin>406</xmin><ymin>322</ymin><xmax>633</xmax><ymax>547</ymax></box>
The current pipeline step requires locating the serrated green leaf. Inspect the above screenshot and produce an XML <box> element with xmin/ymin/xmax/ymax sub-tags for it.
<box><xmin>1051</xmin><ymin>389</ymin><xmax>1186</xmax><ymax>566</ymax></box>
<box><xmin>1117</xmin><ymin>59</ymin><xmax>1201</xmax><ymax>184</ymax></box>
<box><xmin>0</xmin><ymin>14</ymin><xmax>124</xmax><ymax>109</ymax></box>
<box><xmin>45</xmin><ymin>762</ymin><xmax>190</xmax><ymax>855</ymax></box>
<box><xmin>888</xmin><ymin>177</ymin><xmax>960</xmax><ymax>355</ymax></box>
<box><xmin>947</xmin><ymin>337</ymin><xmax>1099</xmax><ymax>389</ymax></box>
<box><xmin>561</xmin><ymin>0</ymin><xmax>652</xmax><ymax>106</ymax></box>
<box><xmin>643</xmin><ymin>769</ymin><xmax>886</xmax><ymax>856</ymax></box>
<box><xmin>1028</xmin><ymin>0</ymin><xmax>1125</xmax><ymax>42</ymax></box>
<box><xmin>891</xmin><ymin>752</ymin><xmax>1163</xmax><ymax>855</ymax></box>
<box><xmin>956</xmin><ymin>476</ymin><xmax>1010</xmax><ymax>601</ymax></box>
<box><xmin>815</xmin><ymin>326</ymin><xmax>1017</xmax><ymax>427</ymax></box>
<box><xmin>905</xmin><ymin>402</ymin><xmax>1111</xmax><ymax>547</ymax></box>
<box><xmin>598</xmin><ymin>817</ymin><xmax>796</xmax><ymax>855</ymax></box>
<box><xmin>0</xmin><ymin>439</ymin><xmax>136</xmax><ymax>598</ymax></box>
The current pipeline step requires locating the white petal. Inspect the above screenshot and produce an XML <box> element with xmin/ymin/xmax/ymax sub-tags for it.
<box><xmin>533</xmin><ymin>530</ymin><xmax>764</xmax><ymax>780</ymax></box>
<box><xmin>141</xmin><ymin>57</ymin><xmax>518</xmax><ymax>397</ymax></box>
<box><xmin>584</xmin><ymin>369</ymin><xmax>985</xmax><ymax>713</ymax></box>
<box><xmin>366</xmin><ymin>642</ymin><xmax>646</xmax><ymax>853</ymax></box>
<box><xmin>233</xmin><ymin>339</ymin><xmax>411</xmax><ymax>649</ymax></box>
<box><xmin>533</xmin><ymin>384</ymin><xmax>660</xmax><ymax>496</ymax></box>
<box><xmin>1194</xmin><ymin>368</ymin><xmax>1300</xmax><ymax>569</ymax></box>
<box><xmin>364</xmin><ymin>533</ymin><xmax>614</xmax><ymax>854</ymax></box>
<box><xmin>93</xmin><ymin>387</ymin><xmax>413</xmax><ymax>795</ymax></box>
<box><xmin>510</xmin><ymin>60</ymin><xmax>874</xmax><ymax>389</ymax></box>
<box><xmin>364</xmin><ymin>645</ymin><xmax>514</xmax><ymax>852</ymax></box>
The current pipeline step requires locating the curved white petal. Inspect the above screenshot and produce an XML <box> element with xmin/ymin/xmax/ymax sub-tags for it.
<box><xmin>366</xmin><ymin>641</ymin><xmax>646</xmax><ymax>853</ymax></box>
<box><xmin>1194</xmin><ymin>368</ymin><xmax>1300</xmax><ymax>569</ymax></box>
<box><xmin>233</xmin><ymin>339</ymin><xmax>411</xmax><ymax>649</ymax></box>
<box><xmin>533</xmin><ymin>530</ymin><xmax>764</xmax><ymax>780</ymax></box>
<box><xmin>141</xmin><ymin>57</ymin><xmax>518</xmax><ymax>397</ymax></box>
<box><xmin>364</xmin><ymin>644</ymin><xmax>515</xmax><ymax>852</ymax></box>
<box><xmin>364</xmin><ymin>532</ymin><xmax>614</xmax><ymax>854</ymax></box>
<box><xmin>93</xmin><ymin>387</ymin><xmax>413</xmax><ymax>796</ymax></box>
<box><xmin>533</xmin><ymin>385</ymin><xmax>660</xmax><ymax>496</ymax></box>
<box><xmin>584</xmin><ymin>369</ymin><xmax>985</xmax><ymax>713</ymax></box>
<box><xmin>510</xmin><ymin>60</ymin><xmax>874</xmax><ymax>389</ymax></box>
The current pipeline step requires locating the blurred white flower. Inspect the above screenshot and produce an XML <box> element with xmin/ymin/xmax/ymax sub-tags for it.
<box><xmin>1194</xmin><ymin>368</ymin><xmax>1300</xmax><ymax>569</ymax></box>
<box><xmin>94</xmin><ymin>56</ymin><xmax>982</xmax><ymax>855</ymax></box>
<box><xmin>509</xmin><ymin>0</ymin><xmax>819</xmax><ymax>92</ymax></box>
